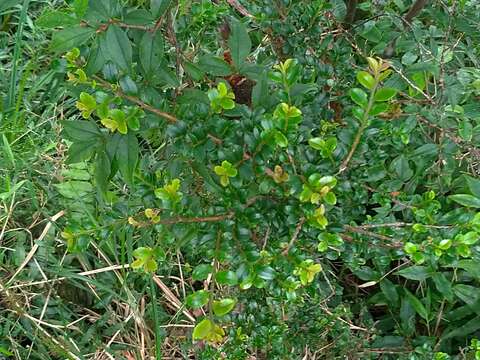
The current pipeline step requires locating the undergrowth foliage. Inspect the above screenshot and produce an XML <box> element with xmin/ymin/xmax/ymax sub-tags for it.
<box><xmin>3</xmin><ymin>0</ymin><xmax>480</xmax><ymax>358</ymax></box>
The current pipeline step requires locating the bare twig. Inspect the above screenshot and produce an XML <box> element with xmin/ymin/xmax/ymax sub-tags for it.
<box><xmin>93</xmin><ymin>76</ymin><xmax>178</xmax><ymax>123</ymax></box>
<box><xmin>160</xmin><ymin>213</ymin><xmax>234</xmax><ymax>225</ymax></box>
<box><xmin>282</xmin><ymin>217</ymin><xmax>306</xmax><ymax>255</ymax></box>
<box><xmin>344</xmin><ymin>225</ymin><xmax>403</xmax><ymax>248</ymax></box>
<box><xmin>226</xmin><ymin>0</ymin><xmax>253</xmax><ymax>17</ymax></box>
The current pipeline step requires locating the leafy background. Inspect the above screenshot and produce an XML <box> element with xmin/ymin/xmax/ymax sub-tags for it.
<box><xmin>2</xmin><ymin>0</ymin><xmax>480</xmax><ymax>359</ymax></box>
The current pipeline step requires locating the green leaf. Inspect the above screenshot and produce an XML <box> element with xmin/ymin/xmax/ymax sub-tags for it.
<box><xmin>66</xmin><ymin>140</ymin><xmax>97</xmax><ymax>164</ymax></box>
<box><xmin>380</xmin><ymin>278</ymin><xmax>399</xmax><ymax>306</ymax></box>
<box><xmin>374</xmin><ymin>88</ymin><xmax>397</xmax><ymax>102</ymax></box>
<box><xmin>54</xmin><ymin>180</ymin><xmax>93</xmax><ymax>199</ymax></box>
<box><xmin>212</xmin><ymin>298</ymin><xmax>236</xmax><ymax>316</ymax></box>
<box><xmin>459</xmin><ymin>118</ymin><xmax>473</xmax><ymax>141</ymax></box>
<box><xmin>252</xmin><ymin>71</ymin><xmax>268</xmax><ymax>108</ymax></box>
<box><xmin>151</xmin><ymin>0</ymin><xmax>173</xmax><ymax>17</ymax></box>
<box><xmin>370</xmin><ymin>103</ymin><xmax>389</xmax><ymax>116</ymax></box>
<box><xmin>192</xmin><ymin>264</ymin><xmax>212</xmax><ymax>281</ymax></box>
<box><xmin>216</xmin><ymin>270</ymin><xmax>238</xmax><ymax>285</ymax></box>
<box><xmin>432</xmin><ymin>273</ymin><xmax>454</xmax><ymax>302</ymax></box>
<box><xmin>228</xmin><ymin>20</ymin><xmax>251</xmax><ymax>67</ymax></box>
<box><xmin>183</xmin><ymin>61</ymin><xmax>205</xmax><ymax>81</ymax></box>
<box><xmin>273</xmin><ymin>130</ymin><xmax>288</xmax><ymax>148</ymax></box>
<box><xmin>157</xmin><ymin>67</ymin><xmax>179</xmax><ymax>87</ymax></box>
<box><xmin>308</xmin><ymin>137</ymin><xmax>324</xmax><ymax>150</ymax></box>
<box><xmin>404</xmin><ymin>289</ymin><xmax>428</xmax><ymax>320</ymax></box>
<box><xmin>395</xmin><ymin>266</ymin><xmax>431</xmax><ymax>281</ymax></box>
<box><xmin>454</xmin><ymin>260</ymin><xmax>480</xmax><ymax>278</ymax></box>
<box><xmin>104</xmin><ymin>25</ymin><xmax>132</xmax><ymax>71</ymax></box>
<box><xmin>466</xmin><ymin>176</ymin><xmax>480</xmax><ymax>199</ymax></box>
<box><xmin>356</xmin><ymin>71</ymin><xmax>375</xmax><ymax>89</ymax></box>
<box><xmin>197</xmin><ymin>55</ymin><xmax>232</xmax><ymax>76</ymax></box>
<box><xmin>442</xmin><ymin>316</ymin><xmax>480</xmax><ymax>340</ymax></box>
<box><xmin>349</xmin><ymin>88</ymin><xmax>368</xmax><ymax>108</ymax></box>
<box><xmin>192</xmin><ymin>318</ymin><xmax>213</xmax><ymax>340</ymax></box>
<box><xmin>449</xmin><ymin>194</ymin><xmax>480</xmax><ymax>208</ymax></box>
<box><xmin>36</xmin><ymin>10</ymin><xmax>78</xmax><ymax>28</ymax></box>
<box><xmin>62</xmin><ymin>120</ymin><xmax>101</xmax><ymax>142</ymax></box>
<box><xmin>51</xmin><ymin>26</ymin><xmax>95</xmax><ymax>53</ymax></box>
<box><xmin>73</xmin><ymin>0</ymin><xmax>88</xmax><ymax>18</ymax></box>
<box><xmin>392</xmin><ymin>155</ymin><xmax>413</xmax><ymax>181</ymax></box>
<box><xmin>139</xmin><ymin>32</ymin><xmax>164</xmax><ymax>75</ymax></box>
<box><xmin>0</xmin><ymin>0</ymin><xmax>21</xmax><ymax>14</ymax></box>
<box><xmin>257</xmin><ymin>265</ymin><xmax>276</xmax><ymax>280</ymax></box>
<box><xmin>454</xmin><ymin>285</ymin><xmax>480</xmax><ymax>308</ymax></box>
<box><xmin>186</xmin><ymin>290</ymin><xmax>209</xmax><ymax>309</ymax></box>
<box><xmin>116</xmin><ymin>132</ymin><xmax>138</xmax><ymax>186</ymax></box>
<box><xmin>95</xmin><ymin>151</ymin><xmax>111</xmax><ymax>196</ymax></box>
<box><xmin>119</xmin><ymin>75</ymin><xmax>138</xmax><ymax>95</ymax></box>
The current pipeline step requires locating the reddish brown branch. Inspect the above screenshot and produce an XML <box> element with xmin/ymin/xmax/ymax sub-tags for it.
<box><xmin>282</xmin><ymin>217</ymin><xmax>306</xmax><ymax>255</ymax></box>
<box><xmin>93</xmin><ymin>76</ymin><xmax>178</xmax><ymax>123</ymax></box>
<box><xmin>160</xmin><ymin>213</ymin><xmax>234</xmax><ymax>225</ymax></box>
<box><xmin>226</xmin><ymin>0</ymin><xmax>253</xmax><ymax>17</ymax></box>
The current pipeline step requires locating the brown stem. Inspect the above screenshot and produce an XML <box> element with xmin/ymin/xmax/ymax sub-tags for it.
<box><xmin>344</xmin><ymin>225</ymin><xmax>402</xmax><ymax>247</ymax></box>
<box><xmin>404</xmin><ymin>0</ymin><xmax>429</xmax><ymax>24</ymax></box>
<box><xmin>349</xmin><ymin>222</ymin><xmax>452</xmax><ymax>229</ymax></box>
<box><xmin>93</xmin><ymin>75</ymin><xmax>178</xmax><ymax>123</ymax></box>
<box><xmin>226</xmin><ymin>0</ymin><xmax>253</xmax><ymax>17</ymax></box>
<box><xmin>282</xmin><ymin>217</ymin><xmax>306</xmax><ymax>255</ymax></box>
<box><xmin>160</xmin><ymin>213</ymin><xmax>234</xmax><ymax>225</ymax></box>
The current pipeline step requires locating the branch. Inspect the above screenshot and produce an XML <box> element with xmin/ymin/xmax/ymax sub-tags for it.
<box><xmin>160</xmin><ymin>213</ymin><xmax>234</xmax><ymax>225</ymax></box>
<box><xmin>343</xmin><ymin>225</ymin><xmax>403</xmax><ymax>248</ymax></box>
<box><xmin>226</xmin><ymin>0</ymin><xmax>253</xmax><ymax>17</ymax></box>
<box><xmin>282</xmin><ymin>217</ymin><xmax>306</xmax><ymax>255</ymax></box>
<box><xmin>349</xmin><ymin>222</ymin><xmax>452</xmax><ymax>229</ymax></box>
<box><xmin>93</xmin><ymin>75</ymin><xmax>178</xmax><ymax>123</ymax></box>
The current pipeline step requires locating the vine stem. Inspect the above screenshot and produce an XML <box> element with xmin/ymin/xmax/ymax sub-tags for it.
<box><xmin>339</xmin><ymin>80</ymin><xmax>379</xmax><ymax>173</ymax></box>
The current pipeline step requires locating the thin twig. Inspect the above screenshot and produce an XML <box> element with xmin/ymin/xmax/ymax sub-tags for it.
<box><xmin>226</xmin><ymin>0</ymin><xmax>253</xmax><ymax>17</ymax></box>
<box><xmin>93</xmin><ymin>76</ymin><xmax>178</xmax><ymax>123</ymax></box>
<box><xmin>160</xmin><ymin>213</ymin><xmax>234</xmax><ymax>225</ymax></box>
<box><xmin>350</xmin><ymin>222</ymin><xmax>452</xmax><ymax>229</ymax></box>
<box><xmin>344</xmin><ymin>225</ymin><xmax>403</xmax><ymax>248</ymax></box>
<box><xmin>282</xmin><ymin>217</ymin><xmax>306</xmax><ymax>255</ymax></box>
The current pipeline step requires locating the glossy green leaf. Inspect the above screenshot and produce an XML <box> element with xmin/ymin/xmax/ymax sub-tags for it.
<box><xmin>404</xmin><ymin>289</ymin><xmax>428</xmax><ymax>320</ymax></box>
<box><xmin>395</xmin><ymin>266</ymin><xmax>431</xmax><ymax>281</ymax></box>
<box><xmin>216</xmin><ymin>270</ymin><xmax>238</xmax><ymax>285</ymax></box>
<box><xmin>62</xmin><ymin>120</ymin><xmax>101</xmax><ymax>142</ymax></box>
<box><xmin>228</xmin><ymin>20</ymin><xmax>251</xmax><ymax>67</ymax></box>
<box><xmin>356</xmin><ymin>71</ymin><xmax>375</xmax><ymax>89</ymax></box>
<box><xmin>374</xmin><ymin>87</ymin><xmax>397</xmax><ymax>102</ymax></box>
<box><xmin>349</xmin><ymin>88</ymin><xmax>368</xmax><ymax>108</ymax></box>
<box><xmin>51</xmin><ymin>26</ymin><xmax>95</xmax><ymax>53</ymax></box>
<box><xmin>186</xmin><ymin>290</ymin><xmax>209</xmax><ymax>309</ymax></box>
<box><xmin>116</xmin><ymin>132</ymin><xmax>138</xmax><ymax>186</ymax></box>
<box><xmin>449</xmin><ymin>194</ymin><xmax>480</xmax><ymax>208</ymax></box>
<box><xmin>192</xmin><ymin>264</ymin><xmax>212</xmax><ymax>281</ymax></box>
<box><xmin>104</xmin><ymin>25</ymin><xmax>132</xmax><ymax>71</ymax></box>
<box><xmin>139</xmin><ymin>31</ymin><xmax>163</xmax><ymax>75</ymax></box>
<box><xmin>212</xmin><ymin>298</ymin><xmax>236</xmax><ymax>316</ymax></box>
<box><xmin>197</xmin><ymin>55</ymin><xmax>232</xmax><ymax>76</ymax></box>
<box><xmin>192</xmin><ymin>318</ymin><xmax>213</xmax><ymax>340</ymax></box>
